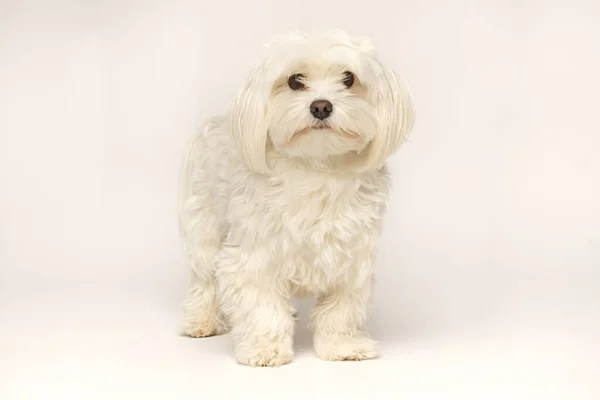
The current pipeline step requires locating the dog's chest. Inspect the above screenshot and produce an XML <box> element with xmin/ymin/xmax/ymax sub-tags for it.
<box><xmin>280</xmin><ymin>178</ymin><xmax>369</xmax><ymax>243</ymax></box>
<box><xmin>269</xmin><ymin>173</ymin><xmax>388</xmax><ymax>290</ymax></box>
<box><xmin>227</xmin><ymin>167</ymin><xmax>389</xmax><ymax>290</ymax></box>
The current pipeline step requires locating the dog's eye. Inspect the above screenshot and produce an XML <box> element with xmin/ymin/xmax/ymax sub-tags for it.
<box><xmin>288</xmin><ymin>74</ymin><xmax>305</xmax><ymax>90</ymax></box>
<box><xmin>342</xmin><ymin>71</ymin><xmax>355</xmax><ymax>88</ymax></box>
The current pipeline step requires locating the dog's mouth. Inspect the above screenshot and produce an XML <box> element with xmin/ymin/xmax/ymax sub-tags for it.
<box><xmin>312</xmin><ymin>121</ymin><xmax>330</xmax><ymax>130</ymax></box>
<box><xmin>302</xmin><ymin>122</ymin><xmax>331</xmax><ymax>132</ymax></box>
<box><xmin>289</xmin><ymin>124</ymin><xmax>360</xmax><ymax>143</ymax></box>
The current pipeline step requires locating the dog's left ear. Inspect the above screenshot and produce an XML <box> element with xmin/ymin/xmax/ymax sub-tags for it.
<box><xmin>358</xmin><ymin>43</ymin><xmax>415</xmax><ymax>171</ymax></box>
<box><xmin>229</xmin><ymin>63</ymin><xmax>271</xmax><ymax>175</ymax></box>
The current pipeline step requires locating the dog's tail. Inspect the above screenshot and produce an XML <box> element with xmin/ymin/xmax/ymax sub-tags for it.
<box><xmin>177</xmin><ymin>117</ymin><xmax>226</xmax><ymax>256</ymax></box>
<box><xmin>177</xmin><ymin>124</ymin><xmax>204</xmax><ymax>256</ymax></box>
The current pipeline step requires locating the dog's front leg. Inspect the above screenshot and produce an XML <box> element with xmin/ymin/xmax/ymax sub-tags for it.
<box><xmin>310</xmin><ymin>271</ymin><xmax>379</xmax><ymax>361</ymax></box>
<box><xmin>217</xmin><ymin>245</ymin><xmax>294</xmax><ymax>367</ymax></box>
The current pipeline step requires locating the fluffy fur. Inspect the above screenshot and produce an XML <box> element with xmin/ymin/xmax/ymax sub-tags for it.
<box><xmin>178</xmin><ymin>30</ymin><xmax>414</xmax><ymax>367</ymax></box>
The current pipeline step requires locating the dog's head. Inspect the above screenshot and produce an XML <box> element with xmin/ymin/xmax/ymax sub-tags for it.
<box><xmin>230</xmin><ymin>30</ymin><xmax>414</xmax><ymax>173</ymax></box>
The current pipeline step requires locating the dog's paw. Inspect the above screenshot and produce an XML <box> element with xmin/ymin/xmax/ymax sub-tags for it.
<box><xmin>314</xmin><ymin>334</ymin><xmax>379</xmax><ymax>361</ymax></box>
<box><xmin>236</xmin><ymin>341</ymin><xmax>294</xmax><ymax>367</ymax></box>
<box><xmin>181</xmin><ymin>310</ymin><xmax>228</xmax><ymax>338</ymax></box>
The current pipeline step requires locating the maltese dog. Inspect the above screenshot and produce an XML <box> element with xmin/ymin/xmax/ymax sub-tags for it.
<box><xmin>178</xmin><ymin>29</ymin><xmax>414</xmax><ymax>366</ymax></box>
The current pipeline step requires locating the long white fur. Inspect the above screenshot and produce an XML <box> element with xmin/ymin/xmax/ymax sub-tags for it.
<box><xmin>179</xmin><ymin>30</ymin><xmax>414</xmax><ymax>367</ymax></box>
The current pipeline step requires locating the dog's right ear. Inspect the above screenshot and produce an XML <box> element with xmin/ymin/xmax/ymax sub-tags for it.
<box><xmin>229</xmin><ymin>62</ymin><xmax>271</xmax><ymax>175</ymax></box>
<box><xmin>350</xmin><ymin>35</ymin><xmax>415</xmax><ymax>172</ymax></box>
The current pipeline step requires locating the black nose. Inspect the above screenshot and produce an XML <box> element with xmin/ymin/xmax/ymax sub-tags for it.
<box><xmin>310</xmin><ymin>100</ymin><xmax>333</xmax><ymax>120</ymax></box>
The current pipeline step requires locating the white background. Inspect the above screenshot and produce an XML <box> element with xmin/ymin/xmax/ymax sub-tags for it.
<box><xmin>1</xmin><ymin>0</ymin><xmax>599</xmax><ymax>398</ymax></box>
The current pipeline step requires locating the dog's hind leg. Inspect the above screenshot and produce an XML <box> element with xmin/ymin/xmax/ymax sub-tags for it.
<box><xmin>181</xmin><ymin>228</ymin><xmax>228</xmax><ymax>338</ymax></box>
<box><xmin>178</xmin><ymin>125</ymin><xmax>228</xmax><ymax>338</ymax></box>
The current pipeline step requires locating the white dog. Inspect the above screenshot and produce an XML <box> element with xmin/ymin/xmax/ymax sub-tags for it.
<box><xmin>178</xmin><ymin>30</ymin><xmax>414</xmax><ymax>367</ymax></box>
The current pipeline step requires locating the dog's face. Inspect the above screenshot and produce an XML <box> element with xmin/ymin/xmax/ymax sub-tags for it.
<box><xmin>268</xmin><ymin>61</ymin><xmax>377</xmax><ymax>158</ymax></box>
<box><xmin>230</xmin><ymin>30</ymin><xmax>414</xmax><ymax>173</ymax></box>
